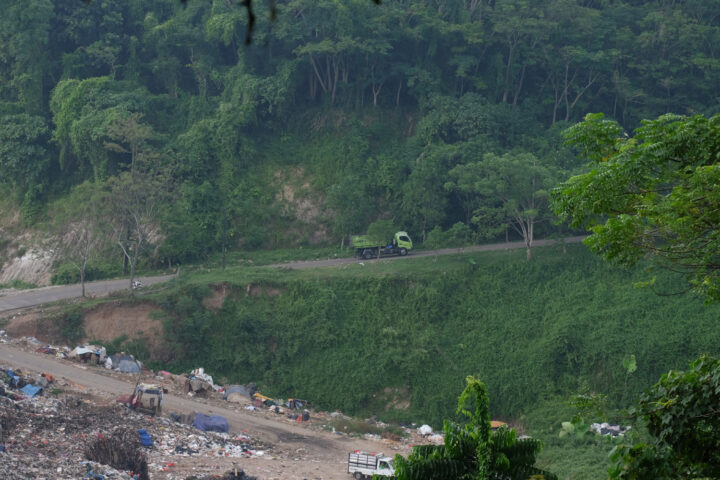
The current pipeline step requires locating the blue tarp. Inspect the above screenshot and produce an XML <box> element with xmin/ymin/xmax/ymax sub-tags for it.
<box><xmin>21</xmin><ymin>384</ymin><xmax>43</xmax><ymax>397</ymax></box>
<box><xmin>138</xmin><ymin>428</ymin><xmax>153</xmax><ymax>447</ymax></box>
<box><xmin>193</xmin><ymin>413</ymin><xmax>229</xmax><ymax>433</ymax></box>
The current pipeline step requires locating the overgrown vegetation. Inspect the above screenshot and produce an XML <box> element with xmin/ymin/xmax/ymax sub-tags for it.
<box><xmin>150</xmin><ymin>245</ymin><xmax>720</xmax><ymax>431</ymax></box>
<box><xmin>2</xmin><ymin>0</ymin><xmax>718</xmax><ymax>271</ymax></box>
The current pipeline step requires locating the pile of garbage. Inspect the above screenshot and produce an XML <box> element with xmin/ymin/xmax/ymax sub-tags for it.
<box><xmin>0</xmin><ymin>364</ymin><xmax>272</xmax><ymax>479</ymax></box>
<box><xmin>185</xmin><ymin>368</ymin><xmax>221</xmax><ymax>397</ymax></box>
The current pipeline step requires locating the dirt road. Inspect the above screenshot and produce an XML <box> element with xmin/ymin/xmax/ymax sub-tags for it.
<box><xmin>0</xmin><ymin>275</ymin><xmax>175</xmax><ymax>313</ymax></box>
<box><xmin>0</xmin><ymin>342</ymin><xmax>408</xmax><ymax>479</ymax></box>
<box><xmin>0</xmin><ymin>237</ymin><xmax>585</xmax><ymax>315</ymax></box>
<box><xmin>271</xmin><ymin>236</ymin><xmax>586</xmax><ymax>269</ymax></box>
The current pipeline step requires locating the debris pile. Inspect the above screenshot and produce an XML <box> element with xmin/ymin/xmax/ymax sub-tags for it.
<box><xmin>0</xmin><ymin>363</ymin><xmax>272</xmax><ymax>479</ymax></box>
<box><xmin>590</xmin><ymin>422</ymin><xmax>631</xmax><ymax>438</ymax></box>
<box><xmin>85</xmin><ymin>429</ymin><xmax>150</xmax><ymax>480</ymax></box>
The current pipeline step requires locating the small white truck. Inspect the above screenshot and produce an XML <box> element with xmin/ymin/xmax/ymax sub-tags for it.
<box><xmin>348</xmin><ymin>451</ymin><xmax>395</xmax><ymax>479</ymax></box>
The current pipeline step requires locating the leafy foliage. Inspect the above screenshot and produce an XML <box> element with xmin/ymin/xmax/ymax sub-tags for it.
<box><xmin>609</xmin><ymin>355</ymin><xmax>720</xmax><ymax>479</ymax></box>
<box><xmin>394</xmin><ymin>376</ymin><xmax>556</xmax><ymax>480</ymax></box>
<box><xmin>154</xmin><ymin>245</ymin><xmax>720</xmax><ymax>428</ymax></box>
<box><xmin>553</xmin><ymin>113</ymin><xmax>720</xmax><ymax>300</ymax></box>
<box><xmin>2</xmin><ymin>0</ymin><xmax>719</xmax><ymax>257</ymax></box>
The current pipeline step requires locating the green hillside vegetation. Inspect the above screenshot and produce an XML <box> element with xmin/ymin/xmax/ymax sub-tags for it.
<box><xmin>137</xmin><ymin>244</ymin><xmax>717</xmax><ymax>422</ymax></box>
<box><xmin>72</xmin><ymin>242</ymin><xmax>711</xmax><ymax>479</ymax></box>
<box><xmin>2</xmin><ymin>0</ymin><xmax>719</xmax><ymax>266</ymax></box>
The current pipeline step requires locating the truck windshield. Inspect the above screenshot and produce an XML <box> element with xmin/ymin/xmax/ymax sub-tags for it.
<box><xmin>399</xmin><ymin>236</ymin><xmax>410</xmax><ymax>242</ymax></box>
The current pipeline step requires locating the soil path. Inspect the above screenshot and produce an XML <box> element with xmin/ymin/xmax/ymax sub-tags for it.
<box><xmin>0</xmin><ymin>237</ymin><xmax>585</xmax><ymax>314</ymax></box>
<box><xmin>270</xmin><ymin>235</ymin><xmax>586</xmax><ymax>269</ymax></box>
<box><xmin>0</xmin><ymin>275</ymin><xmax>175</xmax><ymax>313</ymax></box>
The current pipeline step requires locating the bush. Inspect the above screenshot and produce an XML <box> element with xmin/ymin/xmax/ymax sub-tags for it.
<box><xmin>60</xmin><ymin>311</ymin><xmax>85</xmax><ymax>343</ymax></box>
<box><xmin>51</xmin><ymin>261</ymin><xmax>120</xmax><ymax>285</ymax></box>
<box><xmin>424</xmin><ymin>222</ymin><xmax>473</xmax><ymax>248</ymax></box>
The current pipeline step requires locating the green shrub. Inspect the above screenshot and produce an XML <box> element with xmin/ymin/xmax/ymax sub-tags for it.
<box><xmin>60</xmin><ymin>311</ymin><xmax>85</xmax><ymax>343</ymax></box>
<box><xmin>424</xmin><ymin>222</ymin><xmax>473</xmax><ymax>248</ymax></box>
<box><xmin>51</xmin><ymin>261</ymin><xmax>120</xmax><ymax>285</ymax></box>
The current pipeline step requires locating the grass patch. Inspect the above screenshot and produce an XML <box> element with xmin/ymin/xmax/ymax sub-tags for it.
<box><xmin>0</xmin><ymin>279</ymin><xmax>38</xmax><ymax>290</ymax></box>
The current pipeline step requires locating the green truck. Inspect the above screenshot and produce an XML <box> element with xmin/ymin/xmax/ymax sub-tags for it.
<box><xmin>351</xmin><ymin>231</ymin><xmax>413</xmax><ymax>259</ymax></box>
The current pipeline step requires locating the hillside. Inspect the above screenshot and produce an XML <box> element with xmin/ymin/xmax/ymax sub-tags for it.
<box><xmin>5</xmin><ymin>242</ymin><xmax>720</xmax><ymax>477</ymax></box>
<box><xmin>1</xmin><ymin>0</ymin><xmax>719</xmax><ymax>277</ymax></box>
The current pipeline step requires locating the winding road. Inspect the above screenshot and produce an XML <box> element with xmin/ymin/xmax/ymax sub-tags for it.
<box><xmin>0</xmin><ymin>236</ymin><xmax>586</xmax><ymax>315</ymax></box>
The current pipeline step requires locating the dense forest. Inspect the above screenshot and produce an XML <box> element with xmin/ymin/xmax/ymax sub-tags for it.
<box><xmin>1</xmin><ymin>0</ymin><xmax>719</xmax><ymax>268</ymax></box>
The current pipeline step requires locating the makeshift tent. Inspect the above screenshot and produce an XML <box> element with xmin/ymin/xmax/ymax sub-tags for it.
<box><xmin>193</xmin><ymin>414</ymin><xmax>229</xmax><ymax>433</ymax></box>
<box><xmin>117</xmin><ymin>360</ymin><xmax>141</xmax><ymax>373</ymax></box>
<box><xmin>223</xmin><ymin>384</ymin><xmax>257</xmax><ymax>400</ymax></box>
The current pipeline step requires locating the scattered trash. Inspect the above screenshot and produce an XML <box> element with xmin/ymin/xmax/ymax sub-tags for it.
<box><xmin>418</xmin><ymin>424</ymin><xmax>433</xmax><ymax>437</ymax></box>
<box><xmin>590</xmin><ymin>423</ymin><xmax>631</xmax><ymax>437</ymax></box>
<box><xmin>20</xmin><ymin>384</ymin><xmax>43</xmax><ymax>397</ymax></box>
<box><xmin>84</xmin><ymin>429</ymin><xmax>150</xmax><ymax>480</ymax></box>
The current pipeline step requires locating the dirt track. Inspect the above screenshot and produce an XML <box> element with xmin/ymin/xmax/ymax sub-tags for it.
<box><xmin>271</xmin><ymin>235</ymin><xmax>586</xmax><ymax>269</ymax></box>
<box><xmin>0</xmin><ymin>237</ymin><xmax>585</xmax><ymax>315</ymax></box>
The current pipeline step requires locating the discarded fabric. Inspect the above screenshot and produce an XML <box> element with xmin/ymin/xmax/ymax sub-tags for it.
<box><xmin>193</xmin><ymin>414</ymin><xmax>229</xmax><ymax>433</ymax></box>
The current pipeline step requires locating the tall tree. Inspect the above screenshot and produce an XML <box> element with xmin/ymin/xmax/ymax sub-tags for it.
<box><xmin>55</xmin><ymin>182</ymin><xmax>110</xmax><ymax>297</ymax></box>
<box><xmin>108</xmin><ymin>170</ymin><xmax>169</xmax><ymax>290</ymax></box>
<box><xmin>470</xmin><ymin>152</ymin><xmax>558</xmax><ymax>259</ymax></box>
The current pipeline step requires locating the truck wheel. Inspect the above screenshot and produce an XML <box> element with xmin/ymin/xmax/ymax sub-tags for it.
<box><xmin>399</xmin><ymin>247</ymin><xmax>407</xmax><ymax>256</ymax></box>
<box><xmin>353</xmin><ymin>473</ymin><xmax>363</xmax><ymax>480</ymax></box>
<box><xmin>363</xmin><ymin>250</ymin><xmax>374</xmax><ymax>260</ymax></box>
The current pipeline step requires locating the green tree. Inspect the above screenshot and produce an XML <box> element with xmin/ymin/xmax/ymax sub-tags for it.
<box><xmin>394</xmin><ymin>376</ymin><xmax>556</xmax><ymax>480</ymax></box>
<box><xmin>552</xmin><ymin>112</ymin><xmax>720</xmax><ymax>300</ymax></box>
<box><xmin>467</xmin><ymin>152</ymin><xmax>558</xmax><ymax>259</ymax></box>
<box><xmin>104</xmin><ymin>112</ymin><xmax>156</xmax><ymax>173</ymax></box>
<box><xmin>0</xmin><ymin>114</ymin><xmax>51</xmax><ymax>199</ymax></box>
<box><xmin>54</xmin><ymin>182</ymin><xmax>111</xmax><ymax>297</ymax></box>
<box><xmin>609</xmin><ymin>355</ymin><xmax>720</xmax><ymax>479</ymax></box>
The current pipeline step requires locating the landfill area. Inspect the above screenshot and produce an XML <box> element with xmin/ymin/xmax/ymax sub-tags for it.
<box><xmin>0</xmin><ymin>332</ymin><xmax>442</xmax><ymax>480</ymax></box>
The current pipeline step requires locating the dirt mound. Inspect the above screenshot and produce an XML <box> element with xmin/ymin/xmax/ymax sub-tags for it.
<box><xmin>203</xmin><ymin>284</ymin><xmax>230</xmax><ymax>311</ymax></box>
<box><xmin>84</xmin><ymin>303</ymin><xmax>169</xmax><ymax>360</ymax></box>
<box><xmin>4</xmin><ymin>308</ymin><xmax>64</xmax><ymax>343</ymax></box>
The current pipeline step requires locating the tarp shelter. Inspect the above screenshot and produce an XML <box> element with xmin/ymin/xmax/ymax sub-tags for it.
<box><xmin>117</xmin><ymin>359</ymin><xmax>141</xmax><ymax>373</ymax></box>
<box><xmin>223</xmin><ymin>384</ymin><xmax>257</xmax><ymax>400</ymax></box>
<box><xmin>21</xmin><ymin>384</ymin><xmax>43</xmax><ymax>397</ymax></box>
<box><xmin>193</xmin><ymin>414</ymin><xmax>229</xmax><ymax>433</ymax></box>
<box><xmin>226</xmin><ymin>392</ymin><xmax>246</xmax><ymax>404</ymax></box>
<box><xmin>138</xmin><ymin>429</ymin><xmax>153</xmax><ymax>447</ymax></box>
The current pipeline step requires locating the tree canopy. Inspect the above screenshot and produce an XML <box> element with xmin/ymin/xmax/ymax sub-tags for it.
<box><xmin>552</xmin><ymin>113</ymin><xmax>720</xmax><ymax>301</ymax></box>
<box><xmin>1</xmin><ymin>0</ymin><xmax>719</xmax><ymax>264</ymax></box>
<box><xmin>609</xmin><ymin>355</ymin><xmax>720</xmax><ymax>479</ymax></box>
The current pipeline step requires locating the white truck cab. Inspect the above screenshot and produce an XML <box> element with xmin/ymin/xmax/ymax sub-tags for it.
<box><xmin>348</xmin><ymin>451</ymin><xmax>395</xmax><ymax>479</ymax></box>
